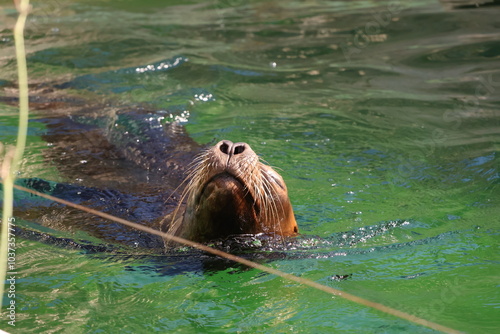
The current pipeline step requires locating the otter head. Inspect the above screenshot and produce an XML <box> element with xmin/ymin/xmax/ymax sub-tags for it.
<box><xmin>172</xmin><ymin>140</ymin><xmax>298</xmax><ymax>242</ymax></box>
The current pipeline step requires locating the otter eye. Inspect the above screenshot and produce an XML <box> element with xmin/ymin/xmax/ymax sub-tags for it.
<box><xmin>233</xmin><ymin>144</ymin><xmax>245</xmax><ymax>155</ymax></box>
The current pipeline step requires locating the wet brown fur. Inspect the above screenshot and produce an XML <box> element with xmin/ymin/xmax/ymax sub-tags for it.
<box><xmin>163</xmin><ymin>140</ymin><xmax>298</xmax><ymax>243</ymax></box>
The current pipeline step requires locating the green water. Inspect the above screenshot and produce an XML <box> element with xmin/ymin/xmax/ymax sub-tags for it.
<box><xmin>1</xmin><ymin>0</ymin><xmax>499</xmax><ymax>333</ymax></box>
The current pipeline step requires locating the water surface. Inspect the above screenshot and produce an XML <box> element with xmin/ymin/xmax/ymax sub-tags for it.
<box><xmin>0</xmin><ymin>0</ymin><xmax>499</xmax><ymax>333</ymax></box>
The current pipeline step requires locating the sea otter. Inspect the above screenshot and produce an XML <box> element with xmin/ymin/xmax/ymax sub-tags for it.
<box><xmin>0</xmin><ymin>89</ymin><xmax>298</xmax><ymax>248</ymax></box>
<box><xmin>165</xmin><ymin>140</ymin><xmax>298</xmax><ymax>243</ymax></box>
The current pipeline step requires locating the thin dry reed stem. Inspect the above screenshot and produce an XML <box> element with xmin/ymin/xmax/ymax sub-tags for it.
<box><xmin>0</xmin><ymin>0</ymin><xmax>30</xmax><ymax>312</ymax></box>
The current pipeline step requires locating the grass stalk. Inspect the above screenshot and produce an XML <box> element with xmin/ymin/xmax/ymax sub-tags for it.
<box><xmin>0</xmin><ymin>0</ymin><xmax>30</xmax><ymax>310</ymax></box>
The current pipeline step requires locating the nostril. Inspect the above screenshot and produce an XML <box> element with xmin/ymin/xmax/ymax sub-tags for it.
<box><xmin>218</xmin><ymin>140</ymin><xmax>246</xmax><ymax>157</ymax></box>
<box><xmin>219</xmin><ymin>142</ymin><xmax>230</xmax><ymax>154</ymax></box>
<box><xmin>233</xmin><ymin>144</ymin><xmax>245</xmax><ymax>155</ymax></box>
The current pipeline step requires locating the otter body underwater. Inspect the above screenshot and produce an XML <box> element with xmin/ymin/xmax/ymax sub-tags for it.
<box><xmin>11</xmin><ymin>107</ymin><xmax>298</xmax><ymax>250</ymax></box>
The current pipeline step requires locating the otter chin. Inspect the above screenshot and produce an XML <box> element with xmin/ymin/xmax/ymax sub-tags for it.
<box><xmin>167</xmin><ymin>140</ymin><xmax>298</xmax><ymax>243</ymax></box>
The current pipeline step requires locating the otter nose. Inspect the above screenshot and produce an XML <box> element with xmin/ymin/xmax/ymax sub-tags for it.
<box><xmin>218</xmin><ymin>140</ymin><xmax>247</xmax><ymax>156</ymax></box>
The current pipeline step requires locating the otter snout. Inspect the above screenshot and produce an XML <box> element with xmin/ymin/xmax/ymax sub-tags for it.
<box><xmin>214</xmin><ymin>140</ymin><xmax>257</xmax><ymax>173</ymax></box>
